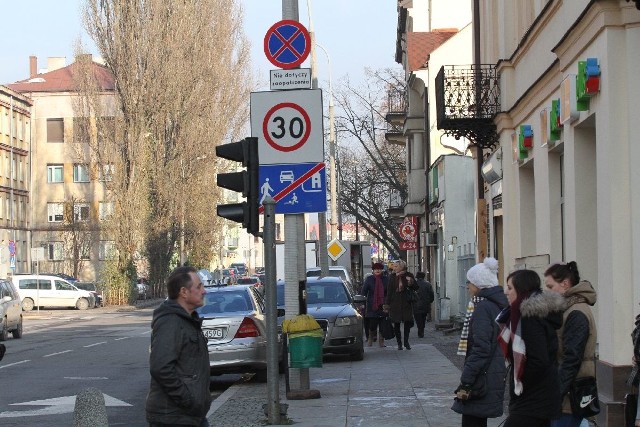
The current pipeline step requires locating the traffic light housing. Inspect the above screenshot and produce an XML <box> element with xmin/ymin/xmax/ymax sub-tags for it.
<box><xmin>216</xmin><ymin>137</ymin><xmax>260</xmax><ymax>236</ymax></box>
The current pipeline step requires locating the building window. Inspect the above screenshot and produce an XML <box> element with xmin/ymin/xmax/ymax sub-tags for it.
<box><xmin>47</xmin><ymin>242</ymin><xmax>64</xmax><ymax>261</ymax></box>
<box><xmin>99</xmin><ymin>241</ymin><xmax>116</xmax><ymax>260</ymax></box>
<box><xmin>47</xmin><ymin>118</ymin><xmax>64</xmax><ymax>143</ymax></box>
<box><xmin>47</xmin><ymin>203</ymin><xmax>64</xmax><ymax>222</ymax></box>
<box><xmin>73</xmin><ymin>164</ymin><xmax>90</xmax><ymax>183</ymax></box>
<box><xmin>99</xmin><ymin>164</ymin><xmax>114</xmax><ymax>182</ymax></box>
<box><xmin>47</xmin><ymin>165</ymin><xmax>64</xmax><ymax>183</ymax></box>
<box><xmin>74</xmin><ymin>203</ymin><xmax>90</xmax><ymax>222</ymax></box>
<box><xmin>99</xmin><ymin>201</ymin><xmax>114</xmax><ymax>221</ymax></box>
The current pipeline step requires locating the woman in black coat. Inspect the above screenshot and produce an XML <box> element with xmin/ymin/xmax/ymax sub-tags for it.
<box><xmin>452</xmin><ymin>258</ymin><xmax>508</xmax><ymax>427</ymax></box>
<box><xmin>498</xmin><ymin>269</ymin><xmax>565</xmax><ymax>427</ymax></box>
<box><xmin>384</xmin><ymin>260</ymin><xmax>417</xmax><ymax>350</ymax></box>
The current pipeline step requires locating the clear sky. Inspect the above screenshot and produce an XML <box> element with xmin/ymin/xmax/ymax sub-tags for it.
<box><xmin>0</xmin><ymin>1</ymin><xmax>400</xmax><ymax>89</ymax></box>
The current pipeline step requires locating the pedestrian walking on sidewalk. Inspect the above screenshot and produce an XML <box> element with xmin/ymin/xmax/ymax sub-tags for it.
<box><xmin>498</xmin><ymin>269</ymin><xmax>565</xmax><ymax>427</ymax></box>
<box><xmin>384</xmin><ymin>260</ymin><xmax>417</xmax><ymax>350</ymax></box>
<box><xmin>412</xmin><ymin>271</ymin><xmax>434</xmax><ymax>337</ymax></box>
<box><xmin>452</xmin><ymin>257</ymin><xmax>508</xmax><ymax>427</ymax></box>
<box><xmin>146</xmin><ymin>266</ymin><xmax>212</xmax><ymax>427</ymax></box>
<box><xmin>544</xmin><ymin>262</ymin><xmax>597</xmax><ymax>427</ymax></box>
<box><xmin>362</xmin><ymin>262</ymin><xmax>389</xmax><ymax>347</ymax></box>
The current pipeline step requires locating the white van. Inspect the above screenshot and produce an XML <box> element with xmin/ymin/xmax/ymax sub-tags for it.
<box><xmin>11</xmin><ymin>275</ymin><xmax>95</xmax><ymax>311</ymax></box>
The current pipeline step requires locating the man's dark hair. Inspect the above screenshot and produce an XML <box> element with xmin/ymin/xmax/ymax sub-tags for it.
<box><xmin>166</xmin><ymin>266</ymin><xmax>198</xmax><ymax>299</ymax></box>
<box><xmin>416</xmin><ymin>271</ymin><xmax>426</xmax><ymax>280</ymax></box>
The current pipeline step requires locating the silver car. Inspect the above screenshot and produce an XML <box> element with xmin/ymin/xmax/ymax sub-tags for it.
<box><xmin>197</xmin><ymin>285</ymin><xmax>281</xmax><ymax>381</ymax></box>
<box><xmin>0</xmin><ymin>279</ymin><xmax>23</xmax><ymax>340</ymax></box>
<box><xmin>278</xmin><ymin>277</ymin><xmax>366</xmax><ymax>361</ymax></box>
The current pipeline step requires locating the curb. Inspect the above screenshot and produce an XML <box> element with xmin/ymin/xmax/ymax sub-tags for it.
<box><xmin>207</xmin><ymin>384</ymin><xmax>241</xmax><ymax>418</ymax></box>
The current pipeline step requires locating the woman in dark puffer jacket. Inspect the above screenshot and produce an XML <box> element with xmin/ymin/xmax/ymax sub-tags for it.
<box><xmin>498</xmin><ymin>269</ymin><xmax>565</xmax><ymax>427</ymax></box>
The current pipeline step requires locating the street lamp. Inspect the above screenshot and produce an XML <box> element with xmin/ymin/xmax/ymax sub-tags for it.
<box><xmin>314</xmin><ymin>43</ymin><xmax>338</xmax><ymax>240</ymax></box>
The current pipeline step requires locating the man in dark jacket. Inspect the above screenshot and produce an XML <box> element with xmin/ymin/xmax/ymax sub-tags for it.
<box><xmin>146</xmin><ymin>266</ymin><xmax>211</xmax><ymax>427</ymax></box>
<box><xmin>412</xmin><ymin>271</ymin><xmax>434</xmax><ymax>337</ymax></box>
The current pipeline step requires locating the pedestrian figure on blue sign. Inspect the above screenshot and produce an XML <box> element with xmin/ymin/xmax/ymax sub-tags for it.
<box><xmin>286</xmin><ymin>193</ymin><xmax>298</xmax><ymax>205</ymax></box>
<box><xmin>260</xmin><ymin>178</ymin><xmax>274</xmax><ymax>204</ymax></box>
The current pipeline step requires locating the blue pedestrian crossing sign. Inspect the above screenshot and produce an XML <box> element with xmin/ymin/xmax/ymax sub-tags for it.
<box><xmin>258</xmin><ymin>163</ymin><xmax>327</xmax><ymax>214</ymax></box>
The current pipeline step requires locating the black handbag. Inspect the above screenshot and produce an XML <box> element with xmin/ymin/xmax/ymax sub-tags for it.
<box><xmin>625</xmin><ymin>392</ymin><xmax>638</xmax><ymax>427</ymax></box>
<box><xmin>381</xmin><ymin>317</ymin><xmax>396</xmax><ymax>340</ymax></box>
<box><xmin>569</xmin><ymin>376</ymin><xmax>600</xmax><ymax>418</ymax></box>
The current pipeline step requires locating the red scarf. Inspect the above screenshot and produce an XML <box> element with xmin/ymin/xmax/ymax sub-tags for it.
<box><xmin>497</xmin><ymin>292</ymin><xmax>531</xmax><ymax>396</ymax></box>
<box><xmin>372</xmin><ymin>274</ymin><xmax>385</xmax><ymax>310</ymax></box>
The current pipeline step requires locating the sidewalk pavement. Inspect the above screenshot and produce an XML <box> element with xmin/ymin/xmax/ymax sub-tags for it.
<box><xmin>207</xmin><ymin>321</ymin><xmax>508</xmax><ymax>427</ymax></box>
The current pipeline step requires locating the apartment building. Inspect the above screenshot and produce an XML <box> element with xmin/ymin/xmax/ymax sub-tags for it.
<box><xmin>0</xmin><ymin>86</ymin><xmax>31</xmax><ymax>277</ymax></box>
<box><xmin>8</xmin><ymin>56</ymin><xmax>116</xmax><ymax>281</ymax></box>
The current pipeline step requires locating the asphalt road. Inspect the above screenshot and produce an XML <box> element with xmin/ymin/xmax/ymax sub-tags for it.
<box><xmin>0</xmin><ymin>304</ymin><xmax>242</xmax><ymax>427</ymax></box>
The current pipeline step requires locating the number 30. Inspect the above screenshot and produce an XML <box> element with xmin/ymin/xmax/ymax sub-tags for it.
<box><xmin>271</xmin><ymin>116</ymin><xmax>304</xmax><ymax>139</ymax></box>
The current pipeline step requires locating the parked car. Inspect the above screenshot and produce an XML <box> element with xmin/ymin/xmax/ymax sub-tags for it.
<box><xmin>40</xmin><ymin>272</ymin><xmax>78</xmax><ymax>283</ymax></box>
<box><xmin>306</xmin><ymin>266</ymin><xmax>355</xmax><ymax>292</ymax></box>
<box><xmin>74</xmin><ymin>282</ymin><xmax>103</xmax><ymax>307</ymax></box>
<box><xmin>277</xmin><ymin>276</ymin><xmax>366</xmax><ymax>361</ymax></box>
<box><xmin>0</xmin><ymin>279</ymin><xmax>23</xmax><ymax>340</ymax></box>
<box><xmin>254</xmin><ymin>267</ymin><xmax>265</xmax><ymax>275</ymax></box>
<box><xmin>136</xmin><ymin>278</ymin><xmax>149</xmax><ymax>300</ymax></box>
<box><xmin>229</xmin><ymin>263</ymin><xmax>248</xmax><ymax>276</ymax></box>
<box><xmin>12</xmin><ymin>274</ymin><xmax>95</xmax><ymax>311</ymax></box>
<box><xmin>196</xmin><ymin>284</ymin><xmax>283</xmax><ymax>381</ymax></box>
<box><xmin>236</xmin><ymin>276</ymin><xmax>263</xmax><ymax>293</ymax></box>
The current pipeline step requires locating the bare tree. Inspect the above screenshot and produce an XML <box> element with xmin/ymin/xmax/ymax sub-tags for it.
<box><xmin>334</xmin><ymin>68</ymin><xmax>407</xmax><ymax>255</ymax></box>
<box><xmin>74</xmin><ymin>0</ymin><xmax>252</xmax><ymax>295</ymax></box>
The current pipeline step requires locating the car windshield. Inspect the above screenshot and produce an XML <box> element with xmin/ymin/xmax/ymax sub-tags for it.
<box><xmin>307</xmin><ymin>282</ymin><xmax>349</xmax><ymax>304</ymax></box>
<box><xmin>198</xmin><ymin>290</ymin><xmax>254</xmax><ymax>316</ymax></box>
<box><xmin>276</xmin><ymin>281</ymin><xmax>348</xmax><ymax>305</ymax></box>
<box><xmin>306</xmin><ymin>269</ymin><xmax>346</xmax><ymax>281</ymax></box>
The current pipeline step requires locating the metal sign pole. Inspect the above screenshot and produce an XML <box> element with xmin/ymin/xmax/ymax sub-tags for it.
<box><xmin>263</xmin><ymin>196</ymin><xmax>281</xmax><ymax>424</ymax></box>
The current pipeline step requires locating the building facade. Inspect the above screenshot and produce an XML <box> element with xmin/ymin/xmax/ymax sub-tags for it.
<box><xmin>8</xmin><ymin>56</ymin><xmax>116</xmax><ymax>281</ymax></box>
<box><xmin>0</xmin><ymin>86</ymin><xmax>31</xmax><ymax>277</ymax></box>
<box><xmin>477</xmin><ymin>1</ymin><xmax>640</xmax><ymax>423</ymax></box>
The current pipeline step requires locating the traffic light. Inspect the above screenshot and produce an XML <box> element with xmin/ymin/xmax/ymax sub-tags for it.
<box><xmin>216</xmin><ymin>137</ymin><xmax>260</xmax><ymax>236</ymax></box>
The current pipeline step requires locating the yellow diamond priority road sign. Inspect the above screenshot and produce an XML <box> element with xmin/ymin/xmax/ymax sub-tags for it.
<box><xmin>327</xmin><ymin>239</ymin><xmax>346</xmax><ymax>261</ymax></box>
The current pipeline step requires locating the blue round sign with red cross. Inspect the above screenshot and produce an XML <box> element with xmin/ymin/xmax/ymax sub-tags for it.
<box><xmin>263</xmin><ymin>20</ymin><xmax>311</xmax><ymax>69</ymax></box>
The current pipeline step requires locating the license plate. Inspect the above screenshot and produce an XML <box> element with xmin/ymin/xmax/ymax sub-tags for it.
<box><xmin>204</xmin><ymin>328</ymin><xmax>224</xmax><ymax>339</ymax></box>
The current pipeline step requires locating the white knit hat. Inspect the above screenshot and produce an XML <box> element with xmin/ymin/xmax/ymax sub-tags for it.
<box><xmin>466</xmin><ymin>257</ymin><xmax>499</xmax><ymax>288</ymax></box>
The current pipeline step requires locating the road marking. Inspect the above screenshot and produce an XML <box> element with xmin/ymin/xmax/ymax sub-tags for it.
<box><xmin>0</xmin><ymin>360</ymin><xmax>30</xmax><ymax>369</ymax></box>
<box><xmin>139</xmin><ymin>330</ymin><xmax>151</xmax><ymax>335</ymax></box>
<box><xmin>83</xmin><ymin>341</ymin><xmax>107</xmax><ymax>348</ymax></box>
<box><xmin>114</xmin><ymin>336</ymin><xmax>131</xmax><ymax>341</ymax></box>
<box><xmin>63</xmin><ymin>377</ymin><xmax>108</xmax><ymax>380</ymax></box>
<box><xmin>43</xmin><ymin>350</ymin><xmax>72</xmax><ymax>358</ymax></box>
<box><xmin>0</xmin><ymin>393</ymin><xmax>131</xmax><ymax>418</ymax></box>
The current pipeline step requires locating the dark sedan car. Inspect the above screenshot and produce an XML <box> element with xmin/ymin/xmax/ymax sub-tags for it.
<box><xmin>277</xmin><ymin>277</ymin><xmax>366</xmax><ymax>361</ymax></box>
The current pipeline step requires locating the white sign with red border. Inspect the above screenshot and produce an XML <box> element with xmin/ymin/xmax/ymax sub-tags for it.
<box><xmin>250</xmin><ymin>89</ymin><xmax>324</xmax><ymax>165</ymax></box>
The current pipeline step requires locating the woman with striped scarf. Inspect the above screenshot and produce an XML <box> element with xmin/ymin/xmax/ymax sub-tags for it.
<box><xmin>498</xmin><ymin>269</ymin><xmax>565</xmax><ymax>427</ymax></box>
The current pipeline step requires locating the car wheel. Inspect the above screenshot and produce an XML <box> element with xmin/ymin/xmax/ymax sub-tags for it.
<box><xmin>22</xmin><ymin>298</ymin><xmax>34</xmax><ymax>312</ymax></box>
<box><xmin>350</xmin><ymin>345</ymin><xmax>364</xmax><ymax>361</ymax></box>
<box><xmin>12</xmin><ymin>316</ymin><xmax>23</xmax><ymax>339</ymax></box>
<box><xmin>253</xmin><ymin>369</ymin><xmax>268</xmax><ymax>383</ymax></box>
<box><xmin>0</xmin><ymin>318</ymin><xmax>7</xmax><ymax>341</ymax></box>
<box><xmin>76</xmin><ymin>298</ymin><xmax>90</xmax><ymax>310</ymax></box>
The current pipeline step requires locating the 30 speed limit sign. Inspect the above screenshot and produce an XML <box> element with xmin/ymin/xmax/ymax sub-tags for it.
<box><xmin>250</xmin><ymin>89</ymin><xmax>324</xmax><ymax>165</ymax></box>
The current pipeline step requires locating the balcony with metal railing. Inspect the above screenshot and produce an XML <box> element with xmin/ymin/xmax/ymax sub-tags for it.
<box><xmin>384</xmin><ymin>88</ymin><xmax>407</xmax><ymax>145</ymax></box>
<box><xmin>435</xmin><ymin>65</ymin><xmax>500</xmax><ymax>149</ymax></box>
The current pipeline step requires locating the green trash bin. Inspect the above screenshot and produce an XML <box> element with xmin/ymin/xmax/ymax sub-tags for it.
<box><xmin>288</xmin><ymin>330</ymin><xmax>323</xmax><ymax>368</ymax></box>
